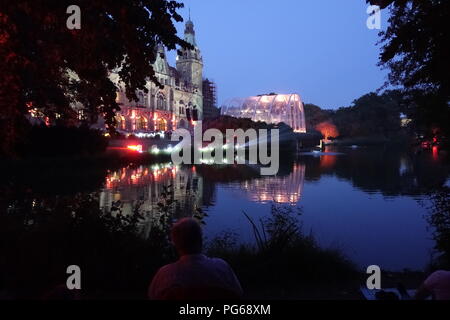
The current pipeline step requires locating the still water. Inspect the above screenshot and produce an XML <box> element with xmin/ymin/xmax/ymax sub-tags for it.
<box><xmin>99</xmin><ymin>146</ymin><xmax>449</xmax><ymax>271</ymax></box>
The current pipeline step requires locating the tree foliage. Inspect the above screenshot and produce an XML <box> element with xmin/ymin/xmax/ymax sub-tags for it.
<box><xmin>332</xmin><ymin>90</ymin><xmax>404</xmax><ymax>138</ymax></box>
<box><xmin>426</xmin><ymin>187</ymin><xmax>450</xmax><ymax>268</ymax></box>
<box><xmin>367</xmin><ymin>0</ymin><xmax>450</xmax><ymax>134</ymax></box>
<box><xmin>305</xmin><ymin>91</ymin><xmax>405</xmax><ymax>138</ymax></box>
<box><xmin>303</xmin><ymin>104</ymin><xmax>333</xmax><ymax>132</ymax></box>
<box><xmin>0</xmin><ymin>0</ymin><xmax>190</xmax><ymax>155</ymax></box>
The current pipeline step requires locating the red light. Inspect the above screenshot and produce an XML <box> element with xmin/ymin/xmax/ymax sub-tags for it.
<box><xmin>432</xmin><ymin>146</ymin><xmax>439</xmax><ymax>160</ymax></box>
<box><xmin>105</xmin><ymin>178</ymin><xmax>113</xmax><ymax>189</ymax></box>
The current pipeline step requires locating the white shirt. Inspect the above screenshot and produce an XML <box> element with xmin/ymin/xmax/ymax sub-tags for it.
<box><xmin>149</xmin><ymin>254</ymin><xmax>243</xmax><ymax>300</ymax></box>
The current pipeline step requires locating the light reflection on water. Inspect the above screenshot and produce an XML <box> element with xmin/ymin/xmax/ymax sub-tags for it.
<box><xmin>99</xmin><ymin>146</ymin><xmax>449</xmax><ymax>271</ymax></box>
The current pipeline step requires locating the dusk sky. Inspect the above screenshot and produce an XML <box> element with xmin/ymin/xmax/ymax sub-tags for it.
<box><xmin>168</xmin><ymin>0</ymin><xmax>390</xmax><ymax>109</ymax></box>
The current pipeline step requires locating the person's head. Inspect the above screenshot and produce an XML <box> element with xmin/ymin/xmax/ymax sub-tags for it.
<box><xmin>171</xmin><ymin>218</ymin><xmax>203</xmax><ymax>256</ymax></box>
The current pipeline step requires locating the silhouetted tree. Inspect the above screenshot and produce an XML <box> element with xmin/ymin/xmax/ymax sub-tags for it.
<box><xmin>367</xmin><ymin>0</ymin><xmax>450</xmax><ymax>135</ymax></box>
<box><xmin>303</xmin><ymin>104</ymin><xmax>333</xmax><ymax>132</ymax></box>
<box><xmin>0</xmin><ymin>0</ymin><xmax>191</xmax><ymax>155</ymax></box>
<box><xmin>327</xmin><ymin>90</ymin><xmax>404</xmax><ymax>138</ymax></box>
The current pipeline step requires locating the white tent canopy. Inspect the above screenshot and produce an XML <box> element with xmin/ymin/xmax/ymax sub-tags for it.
<box><xmin>221</xmin><ymin>93</ymin><xmax>306</xmax><ymax>133</ymax></box>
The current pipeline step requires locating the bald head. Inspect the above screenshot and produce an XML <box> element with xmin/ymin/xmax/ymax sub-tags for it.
<box><xmin>171</xmin><ymin>218</ymin><xmax>203</xmax><ymax>256</ymax></box>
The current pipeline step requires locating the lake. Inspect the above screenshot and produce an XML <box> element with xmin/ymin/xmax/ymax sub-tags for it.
<box><xmin>97</xmin><ymin>145</ymin><xmax>449</xmax><ymax>271</ymax></box>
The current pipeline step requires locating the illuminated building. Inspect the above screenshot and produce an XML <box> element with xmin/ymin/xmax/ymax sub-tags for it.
<box><xmin>108</xmin><ymin>18</ymin><xmax>204</xmax><ymax>133</ymax></box>
<box><xmin>221</xmin><ymin>93</ymin><xmax>307</xmax><ymax>133</ymax></box>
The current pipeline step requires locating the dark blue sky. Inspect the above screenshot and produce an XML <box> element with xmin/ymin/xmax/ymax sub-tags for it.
<box><xmin>168</xmin><ymin>0</ymin><xmax>389</xmax><ymax>109</ymax></box>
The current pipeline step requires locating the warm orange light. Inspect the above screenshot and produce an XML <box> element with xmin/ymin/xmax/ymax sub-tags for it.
<box><xmin>320</xmin><ymin>155</ymin><xmax>336</xmax><ymax>169</ymax></box>
<box><xmin>127</xmin><ymin>145</ymin><xmax>143</xmax><ymax>153</ymax></box>
<box><xmin>315</xmin><ymin>121</ymin><xmax>339</xmax><ymax>142</ymax></box>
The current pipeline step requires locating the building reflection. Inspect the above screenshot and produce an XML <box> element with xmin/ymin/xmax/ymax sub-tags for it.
<box><xmin>99</xmin><ymin>164</ymin><xmax>209</xmax><ymax>237</ymax></box>
<box><xmin>99</xmin><ymin>162</ymin><xmax>306</xmax><ymax>237</ymax></box>
<box><xmin>234</xmin><ymin>163</ymin><xmax>305</xmax><ymax>204</ymax></box>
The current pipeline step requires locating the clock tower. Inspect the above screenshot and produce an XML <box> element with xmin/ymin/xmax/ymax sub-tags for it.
<box><xmin>176</xmin><ymin>18</ymin><xmax>203</xmax><ymax>118</ymax></box>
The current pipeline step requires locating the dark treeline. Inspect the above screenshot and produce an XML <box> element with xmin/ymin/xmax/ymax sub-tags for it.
<box><xmin>305</xmin><ymin>90</ymin><xmax>416</xmax><ymax>141</ymax></box>
<box><xmin>366</xmin><ymin>0</ymin><xmax>450</xmax><ymax>140</ymax></box>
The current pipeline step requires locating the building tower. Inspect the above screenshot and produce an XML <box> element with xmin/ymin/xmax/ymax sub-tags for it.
<box><xmin>176</xmin><ymin>18</ymin><xmax>203</xmax><ymax>119</ymax></box>
<box><xmin>202</xmin><ymin>78</ymin><xmax>220</xmax><ymax>119</ymax></box>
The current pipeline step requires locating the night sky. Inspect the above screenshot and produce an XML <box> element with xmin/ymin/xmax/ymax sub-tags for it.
<box><xmin>167</xmin><ymin>0</ymin><xmax>390</xmax><ymax>109</ymax></box>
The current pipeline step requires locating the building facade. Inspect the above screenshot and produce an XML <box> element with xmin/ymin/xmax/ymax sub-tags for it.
<box><xmin>113</xmin><ymin>19</ymin><xmax>204</xmax><ymax>133</ymax></box>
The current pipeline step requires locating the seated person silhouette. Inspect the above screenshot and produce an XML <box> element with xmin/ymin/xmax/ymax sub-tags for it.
<box><xmin>148</xmin><ymin>218</ymin><xmax>243</xmax><ymax>300</ymax></box>
<box><xmin>415</xmin><ymin>270</ymin><xmax>450</xmax><ymax>300</ymax></box>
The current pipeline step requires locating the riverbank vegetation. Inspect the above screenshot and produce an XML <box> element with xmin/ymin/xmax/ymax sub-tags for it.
<box><xmin>0</xmin><ymin>191</ymin><xmax>359</xmax><ymax>299</ymax></box>
<box><xmin>206</xmin><ymin>205</ymin><xmax>360</xmax><ymax>299</ymax></box>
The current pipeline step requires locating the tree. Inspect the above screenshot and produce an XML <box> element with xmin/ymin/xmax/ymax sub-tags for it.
<box><xmin>0</xmin><ymin>0</ymin><xmax>191</xmax><ymax>155</ymax></box>
<box><xmin>303</xmin><ymin>103</ymin><xmax>333</xmax><ymax>132</ymax></box>
<box><xmin>315</xmin><ymin>122</ymin><xmax>339</xmax><ymax>141</ymax></box>
<box><xmin>367</xmin><ymin>0</ymin><xmax>450</xmax><ymax>135</ymax></box>
<box><xmin>332</xmin><ymin>90</ymin><xmax>404</xmax><ymax>138</ymax></box>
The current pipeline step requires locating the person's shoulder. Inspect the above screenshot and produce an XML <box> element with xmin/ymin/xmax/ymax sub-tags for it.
<box><xmin>429</xmin><ymin>270</ymin><xmax>450</xmax><ymax>279</ymax></box>
<box><xmin>425</xmin><ymin>270</ymin><xmax>450</xmax><ymax>288</ymax></box>
<box><xmin>207</xmin><ymin>257</ymin><xmax>233</xmax><ymax>270</ymax></box>
<box><xmin>155</xmin><ymin>261</ymin><xmax>178</xmax><ymax>277</ymax></box>
<box><xmin>208</xmin><ymin>256</ymin><xmax>228</xmax><ymax>264</ymax></box>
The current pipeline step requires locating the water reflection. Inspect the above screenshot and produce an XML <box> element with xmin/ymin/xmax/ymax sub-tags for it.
<box><xmin>230</xmin><ymin>164</ymin><xmax>305</xmax><ymax>204</ymax></box>
<box><xmin>302</xmin><ymin>146</ymin><xmax>450</xmax><ymax>197</ymax></box>
<box><xmin>100</xmin><ymin>161</ymin><xmax>306</xmax><ymax>219</ymax></box>
<box><xmin>3</xmin><ymin>145</ymin><xmax>447</xmax><ymax>270</ymax></box>
<box><xmin>94</xmin><ymin>146</ymin><xmax>449</xmax><ymax>270</ymax></box>
<box><xmin>99</xmin><ymin>146</ymin><xmax>449</xmax><ymax>217</ymax></box>
<box><xmin>101</xmin><ymin>164</ymin><xmax>204</xmax><ymax>217</ymax></box>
